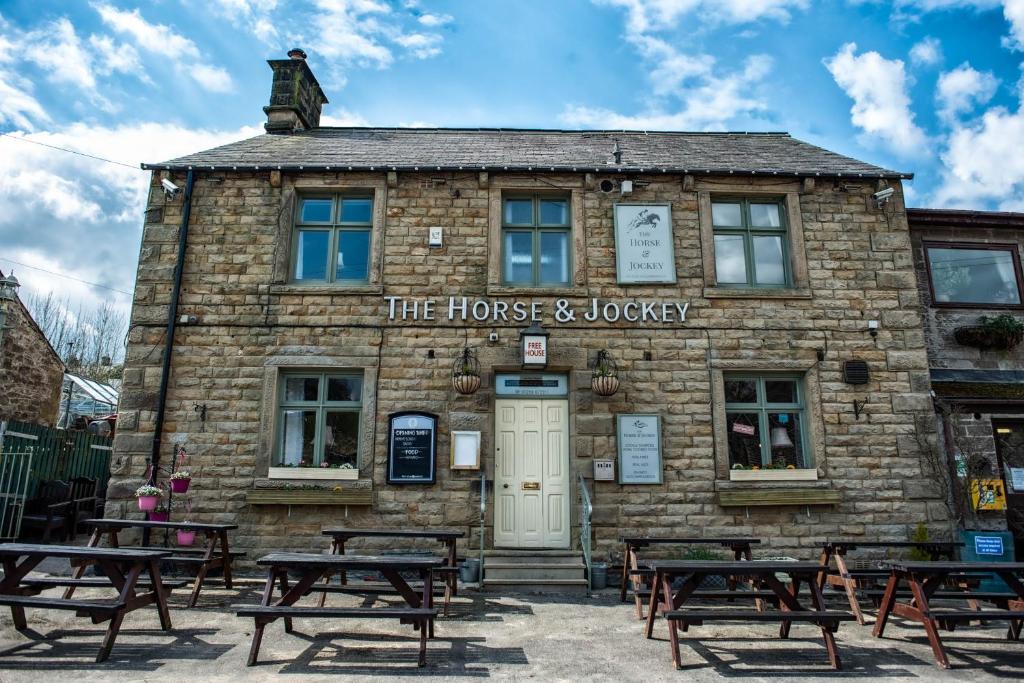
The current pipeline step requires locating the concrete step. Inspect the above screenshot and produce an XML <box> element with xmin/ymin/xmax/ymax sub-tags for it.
<box><xmin>483</xmin><ymin>551</ymin><xmax>581</xmax><ymax>565</ymax></box>
<box><xmin>482</xmin><ymin>578</ymin><xmax>590</xmax><ymax>594</ymax></box>
<box><xmin>484</xmin><ymin>563</ymin><xmax>586</xmax><ymax>581</ymax></box>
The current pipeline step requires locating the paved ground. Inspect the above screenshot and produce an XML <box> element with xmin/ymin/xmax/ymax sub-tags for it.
<box><xmin>1</xmin><ymin>577</ymin><xmax>1023</xmax><ymax>681</ymax></box>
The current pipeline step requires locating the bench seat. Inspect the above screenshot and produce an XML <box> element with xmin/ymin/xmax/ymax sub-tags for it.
<box><xmin>0</xmin><ymin>594</ymin><xmax>124</xmax><ymax>618</ymax></box>
<box><xmin>926</xmin><ymin>609</ymin><xmax>1024</xmax><ymax>621</ymax></box>
<box><xmin>633</xmin><ymin>588</ymin><xmax>783</xmax><ymax>599</ymax></box>
<box><xmin>860</xmin><ymin>589</ymin><xmax>1019</xmax><ymax>600</ymax></box>
<box><xmin>21</xmin><ymin>577</ymin><xmax>189</xmax><ymax>590</ymax></box>
<box><xmin>664</xmin><ymin>608</ymin><xmax>854</xmax><ymax>626</ymax></box>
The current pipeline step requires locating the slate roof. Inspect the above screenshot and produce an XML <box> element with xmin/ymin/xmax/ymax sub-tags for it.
<box><xmin>143</xmin><ymin>128</ymin><xmax>911</xmax><ymax>179</ymax></box>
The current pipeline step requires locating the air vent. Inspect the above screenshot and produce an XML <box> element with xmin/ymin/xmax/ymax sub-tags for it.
<box><xmin>843</xmin><ymin>360</ymin><xmax>870</xmax><ymax>385</ymax></box>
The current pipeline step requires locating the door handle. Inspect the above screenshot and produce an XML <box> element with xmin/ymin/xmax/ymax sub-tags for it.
<box><xmin>522</xmin><ymin>482</ymin><xmax>540</xmax><ymax>490</ymax></box>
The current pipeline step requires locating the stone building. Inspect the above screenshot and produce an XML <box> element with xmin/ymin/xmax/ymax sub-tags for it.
<box><xmin>0</xmin><ymin>271</ymin><xmax>64</xmax><ymax>427</ymax></box>
<box><xmin>111</xmin><ymin>50</ymin><xmax>949</xmax><ymax>580</ymax></box>
<box><xmin>908</xmin><ymin>208</ymin><xmax>1024</xmax><ymax>554</ymax></box>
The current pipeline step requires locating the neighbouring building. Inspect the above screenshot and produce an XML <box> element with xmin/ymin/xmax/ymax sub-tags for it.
<box><xmin>0</xmin><ymin>271</ymin><xmax>64</xmax><ymax>427</ymax></box>
<box><xmin>909</xmin><ymin>208</ymin><xmax>1024</xmax><ymax>557</ymax></box>
<box><xmin>110</xmin><ymin>50</ymin><xmax>950</xmax><ymax>577</ymax></box>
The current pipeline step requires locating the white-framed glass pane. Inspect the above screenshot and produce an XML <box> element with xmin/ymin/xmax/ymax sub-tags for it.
<box><xmin>752</xmin><ymin>235</ymin><xmax>786</xmax><ymax>285</ymax></box>
<box><xmin>300</xmin><ymin>198</ymin><xmax>333</xmax><ymax>223</ymax></box>
<box><xmin>714</xmin><ymin>234</ymin><xmax>748</xmax><ymax>284</ymax></box>
<box><xmin>712</xmin><ymin>202</ymin><xmax>743</xmax><ymax>227</ymax></box>
<box><xmin>726</xmin><ymin>412</ymin><xmax>762</xmax><ymax>467</ymax></box>
<box><xmin>724</xmin><ymin>378</ymin><xmax>758</xmax><ymax>404</ymax></box>
<box><xmin>750</xmin><ymin>203</ymin><xmax>782</xmax><ymax>228</ymax></box>
<box><xmin>279</xmin><ymin>409</ymin><xmax>317</xmax><ymax>466</ymax></box>
<box><xmin>539</xmin><ymin>199</ymin><xmax>569</xmax><ymax>226</ymax></box>
<box><xmin>323</xmin><ymin>411</ymin><xmax>360</xmax><ymax>468</ymax></box>
<box><xmin>764</xmin><ymin>379</ymin><xmax>798</xmax><ymax>404</ymax></box>
<box><xmin>504</xmin><ymin>231</ymin><xmax>534</xmax><ymax>283</ymax></box>
<box><xmin>539</xmin><ymin>231</ymin><xmax>569</xmax><ymax>284</ymax></box>
<box><xmin>284</xmin><ymin>376</ymin><xmax>319</xmax><ymax>402</ymax></box>
<box><xmin>327</xmin><ymin>376</ymin><xmax>362</xmax><ymax>402</ymax></box>
<box><xmin>504</xmin><ymin>199</ymin><xmax>533</xmax><ymax>225</ymax></box>
<box><xmin>339</xmin><ymin>198</ymin><xmax>372</xmax><ymax>224</ymax></box>
<box><xmin>768</xmin><ymin>412</ymin><xmax>807</xmax><ymax>468</ymax></box>
<box><xmin>336</xmin><ymin>230</ymin><xmax>371</xmax><ymax>281</ymax></box>
<box><xmin>295</xmin><ymin>230</ymin><xmax>329</xmax><ymax>280</ymax></box>
<box><xmin>928</xmin><ymin>247</ymin><xmax>1022</xmax><ymax>305</ymax></box>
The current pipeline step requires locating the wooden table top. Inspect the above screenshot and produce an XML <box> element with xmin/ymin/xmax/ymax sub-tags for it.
<box><xmin>322</xmin><ymin>527</ymin><xmax>465</xmax><ymax>540</ymax></box>
<box><xmin>889</xmin><ymin>561</ymin><xmax>1024</xmax><ymax>573</ymax></box>
<box><xmin>257</xmin><ymin>552</ymin><xmax>447</xmax><ymax>570</ymax></box>
<box><xmin>649</xmin><ymin>560</ymin><xmax>822</xmax><ymax>574</ymax></box>
<box><xmin>823</xmin><ymin>540</ymin><xmax>963</xmax><ymax>550</ymax></box>
<box><xmin>84</xmin><ymin>518</ymin><xmax>238</xmax><ymax>532</ymax></box>
<box><xmin>0</xmin><ymin>543</ymin><xmax>172</xmax><ymax>561</ymax></box>
<box><xmin>619</xmin><ymin>536</ymin><xmax>761</xmax><ymax>546</ymax></box>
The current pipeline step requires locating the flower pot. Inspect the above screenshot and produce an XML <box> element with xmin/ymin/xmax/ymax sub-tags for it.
<box><xmin>954</xmin><ymin>325</ymin><xmax>1024</xmax><ymax>351</ymax></box>
<box><xmin>170</xmin><ymin>478</ymin><xmax>191</xmax><ymax>494</ymax></box>
<box><xmin>137</xmin><ymin>495</ymin><xmax>159</xmax><ymax>511</ymax></box>
<box><xmin>453</xmin><ymin>373</ymin><xmax>481</xmax><ymax>395</ymax></box>
<box><xmin>176</xmin><ymin>530</ymin><xmax>196</xmax><ymax>546</ymax></box>
<box><xmin>592</xmin><ymin>374</ymin><xmax>619</xmax><ymax>397</ymax></box>
<box><xmin>149</xmin><ymin>511</ymin><xmax>170</xmax><ymax>522</ymax></box>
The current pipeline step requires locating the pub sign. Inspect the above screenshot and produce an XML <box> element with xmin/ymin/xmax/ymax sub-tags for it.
<box><xmin>387</xmin><ymin>411</ymin><xmax>438</xmax><ymax>484</ymax></box>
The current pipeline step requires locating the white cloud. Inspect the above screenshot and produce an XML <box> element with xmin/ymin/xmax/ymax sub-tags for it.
<box><xmin>934</xmin><ymin>104</ymin><xmax>1024</xmax><ymax>208</ymax></box>
<box><xmin>824</xmin><ymin>42</ymin><xmax>929</xmax><ymax>156</ymax></box>
<box><xmin>320</xmin><ymin>110</ymin><xmax>371</xmax><ymax>126</ymax></box>
<box><xmin>211</xmin><ymin>0</ymin><xmax>279</xmax><ymax>43</ymax></box>
<box><xmin>936</xmin><ymin>62</ymin><xmax>999</xmax><ymax>120</ymax></box>
<box><xmin>0</xmin><ymin>72</ymin><xmax>49</xmax><ymax>130</ymax></box>
<box><xmin>1004</xmin><ymin>0</ymin><xmax>1024</xmax><ymax>50</ymax></box>
<box><xmin>309</xmin><ymin>0</ymin><xmax>394</xmax><ymax>67</ymax></box>
<box><xmin>190</xmin><ymin>64</ymin><xmax>235</xmax><ymax>93</ymax></box>
<box><xmin>392</xmin><ymin>32</ymin><xmax>443</xmax><ymax>59</ymax></box>
<box><xmin>418</xmin><ymin>13</ymin><xmax>453</xmax><ymax>26</ymax></box>
<box><xmin>909</xmin><ymin>36</ymin><xmax>942</xmax><ymax>65</ymax></box>
<box><xmin>595</xmin><ymin>0</ymin><xmax>808</xmax><ymax>32</ymax></box>
<box><xmin>93</xmin><ymin>3</ymin><xmax>200</xmax><ymax>59</ymax></box>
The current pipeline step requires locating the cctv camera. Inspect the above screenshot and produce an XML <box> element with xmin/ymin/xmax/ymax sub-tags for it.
<box><xmin>872</xmin><ymin>187</ymin><xmax>895</xmax><ymax>207</ymax></box>
<box><xmin>161</xmin><ymin>178</ymin><xmax>181</xmax><ymax>199</ymax></box>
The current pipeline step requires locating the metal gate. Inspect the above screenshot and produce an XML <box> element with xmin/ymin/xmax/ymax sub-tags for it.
<box><xmin>0</xmin><ymin>449</ymin><xmax>34</xmax><ymax>541</ymax></box>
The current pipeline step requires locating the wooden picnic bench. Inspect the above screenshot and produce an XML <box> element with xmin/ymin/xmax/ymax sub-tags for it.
<box><xmin>646</xmin><ymin>559</ymin><xmax>854</xmax><ymax>670</ymax></box>
<box><xmin>319</xmin><ymin>527</ymin><xmax>464</xmax><ymax>615</ymax></box>
<box><xmin>237</xmin><ymin>552</ymin><xmax>444</xmax><ymax>667</ymax></box>
<box><xmin>873</xmin><ymin>561</ymin><xmax>1024</xmax><ymax>669</ymax></box>
<box><xmin>817</xmin><ymin>540</ymin><xmax>963</xmax><ymax>624</ymax></box>
<box><xmin>66</xmin><ymin>518</ymin><xmax>240</xmax><ymax>607</ymax></box>
<box><xmin>618</xmin><ymin>536</ymin><xmax>761</xmax><ymax>619</ymax></box>
<box><xmin>0</xmin><ymin>543</ymin><xmax>174</xmax><ymax>662</ymax></box>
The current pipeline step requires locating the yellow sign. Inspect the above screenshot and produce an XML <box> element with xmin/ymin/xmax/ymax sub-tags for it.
<box><xmin>970</xmin><ymin>478</ymin><xmax>1008</xmax><ymax>511</ymax></box>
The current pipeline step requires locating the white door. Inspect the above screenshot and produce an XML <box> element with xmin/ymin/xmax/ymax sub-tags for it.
<box><xmin>494</xmin><ymin>398</ymin><xmax>570</xmax><ymax>548</ymax></box>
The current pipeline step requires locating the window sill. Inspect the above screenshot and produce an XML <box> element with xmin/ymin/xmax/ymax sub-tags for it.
<box><xmin>714</xmin><ymin>481</ymin><xmax>839</xmax><ymax>507</ymax></box>
<box><xmin>704</xmin><ymin>287</ymin><xmax>812</xmax><ymax>300</ymax></box>
<box><xmin>729</xmin><ymin>469</ymin><xmax>817</xmax><ymax>482</ymax></box>
<box><xmin>486</xmin><ymin>285</ymin><xmax>588</xmax><ymax>298</ymax></box>
<box><xmin>268</xmin><ymin>467</ymin><xmax>359</xmax><ymax>480</ymax></box>
<box><xmin>269</xmin><ymin>283</ymin><xmax>383</xmax><ymax>295</ymax></box>
<box><xmin>248</xmin><ymin>477</ymin><xmax>372</xmax><ymax>506</ymax></box>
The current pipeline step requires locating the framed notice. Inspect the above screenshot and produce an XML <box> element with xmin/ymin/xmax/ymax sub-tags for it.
<box><xmin>617</xmin><ymin>414</ymin><xmax>663</xmax><ymax>484</ymax></box>
<box><xmin>451</xmin><ymin>431</ymin><xmax>481</xmax><ymax>470</ymax></box>
<box><xmin>387</xmin><ymin>411</ymin><xmax>438</xmax><ymax>484</ymax></box>
<box><xmin>614</xmin><ymin>204</ymin><xmax>676</xmax><ymax>284</ymax></box>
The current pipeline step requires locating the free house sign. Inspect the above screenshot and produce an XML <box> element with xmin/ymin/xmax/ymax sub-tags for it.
<box><xmin>387</xmin><ymin>411</ymin><xmax>438</xmax><ymax>484</ymax></box>
<box><xmin>614</xmin><ymin>204</ymin><xmax>676</xmax><ymax>284</ymax></box>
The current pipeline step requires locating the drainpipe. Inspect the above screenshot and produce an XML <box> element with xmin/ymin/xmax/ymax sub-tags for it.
<box><xmin>145</xmin><ymin>170</ymin><xmax>195</xmax><ymax>542</ymax></box>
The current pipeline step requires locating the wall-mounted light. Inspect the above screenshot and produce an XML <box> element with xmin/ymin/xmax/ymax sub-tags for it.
<box><xmin>867</xmin><ymin>320</ymin><xmax>879</xmax><ymax>338</ymax></box>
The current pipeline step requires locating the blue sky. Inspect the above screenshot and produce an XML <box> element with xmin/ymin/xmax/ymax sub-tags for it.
<box><xmin>1</xmin><ymin>0</ymin><xmax>1024</xmax><ymax>315</ymax></box>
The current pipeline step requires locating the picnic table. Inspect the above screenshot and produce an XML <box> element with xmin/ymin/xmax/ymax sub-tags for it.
<box><xmin>618</xmin><ymin>536</ymin><xmax>761</xmax><ymax>618</ymax></box>
<box><xmin>873</xmin><ymin>561</ymin><xmax>1024</xmax><ymax>669</ymax></box>
<box><xmin>319</xmin><ymin>527</ymin><xmax>464</xmax><ymax>613</ymax></box>
<box><xmin>67</xmin><ymin>518</ymin><xmax>241</xmax><ymax>607</ymax></box>
<box><xmin>0</xmin><ymin>543</ymin><xmax>174</xmax><ymax>662</ymax></box>
<box><xmin>645</xmin><ymin>559</ymin><xmax>853</xmax><ymax>670</ymax></box>
<box><xmin>817</xmin><ymin>540</ymin><xmax>963</xmax><ymax>624</ymax></box>
<box><xmin>237</xmin><ymin>552</ymin><xmax>444</xmax><ymax>667</ymax></box>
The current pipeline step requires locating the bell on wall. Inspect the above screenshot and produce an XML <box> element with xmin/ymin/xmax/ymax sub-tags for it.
<box><xmin>770</xmin><ymin>426</ymin><xmax>794</xmax><ymax>449</ymax></box>
<box><xmin>452</xmin><ymin>346</ymin><xmax>481</xmax><ymax>395</ymax></box>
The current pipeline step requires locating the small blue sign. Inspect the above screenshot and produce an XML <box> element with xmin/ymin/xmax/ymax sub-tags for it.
<box><xmin>975</xmin><ymin>536</ymin><xmax>1005</xmax><ymax>556</ymax></box>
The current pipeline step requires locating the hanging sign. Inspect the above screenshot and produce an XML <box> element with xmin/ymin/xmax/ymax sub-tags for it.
<box><xmin>732</xmin><ymin>422</ymin><xmax>756</xmax><ymax>436</ymax></box>
<box><xmin>614</xmin><ymin>204</ymin><xmax>676</xmax><ymax>284</ymax></box>
<box><xmin>617</xmin><ymin>414</ymin><xmax>663</xmax><ymax>484</ymax></box>
<box><xmin>387</xmin><ymin>411</ymin><xmax>438</xmax><ymax>484</ymax></box>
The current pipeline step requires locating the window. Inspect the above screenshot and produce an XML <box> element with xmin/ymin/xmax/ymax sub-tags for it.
<box><xmin>925</xmin><ymin>242</ymin><xmax>1023</xmax><ymax>307</ymax></box>
<box><xmin>292</xmin><ymin>194</ymin><xmax>373</xmax><ymax>284</ymax></box>
<box><xmin>502</xmin><ymin>195</ymin><xmax>571</xmax><ymax>287</ymax></box>
<box><xmin>711</xmin><ymin>198</ymin><xmax>789</xmax><ymax>287</ymax></box>
<box><xmin>277</xmin><ymin>372</ymin><xmax>363</xmax><ymax>470</ymax></box>
<box><xmin>724</xmin><ymin>375</ymin><xmax>810</xmax><ymax>469</ymax></box>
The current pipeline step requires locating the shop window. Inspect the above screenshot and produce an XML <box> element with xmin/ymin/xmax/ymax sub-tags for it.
<box><xmin>277</xmin><ymin>372</ymin><xmax>363</xmax><ymax>470</ymax></box>
<box><xmin>711</xmin><ymin>198</ymin><xmax>790</xmax><ymax>287</ymax></box>
<box><xmin>724</xmin><ymin>374</ymin><xmax>811</xmax><ymax>469</ymax></box>
<box><xmin>292</xmin><ymin>194</ymin><xmax>373</xmax><ymax>284</ymax></box>
<box><xmin>502</xmin><ymin>195</ymin><xmax>571</xmax><ymax>287</ymax></box>
<box><xmin>925</xmin><ymin>242</ymin><xmax>1023</xmax><ymax>307</ymax></box>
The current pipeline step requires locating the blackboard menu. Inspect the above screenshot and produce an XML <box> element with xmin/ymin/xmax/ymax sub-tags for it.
<box><xmin>387</xmin><ymin>412</ymin><xmax>438</xmax><ymax>484</ymax></box>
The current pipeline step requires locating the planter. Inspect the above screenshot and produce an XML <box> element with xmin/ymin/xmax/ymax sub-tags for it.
<box><xmin>137</xmin><ymin>495</ymin><xmax>160</xmax><ymax>511</ymax></box>
<box><xmin>954</xmin><ymin>325</ymin><xmax>1024</xmax><ymax>351</ymax></box>
<box><xmin>170</xmin><ymin>478</ymin><xmax>191</xmax><ymax>494</ymax></box>
<box><xmin>268</xmin><ymin>466</ymin><xmax>360</xmax><ymax>480</ymax></box>
<box><xmin>149</xmin><ymin>511</ymin><xmax>170</xmax><ymax>522</ymax></box>
<box><xmin>459</xmin><ymin>558</ymin><xmax>480</xmax><ymax>584</ymax></box>
<box><xmin>452</xmin><ymin>373</ymin><xmax>481</xmax><ymax>395</ymax></box>
<box><xmin>729</xmin><ymin>468</ymin><xmax>818</xmax><ymax>481</ymax></box>
<box><xmin>176</xmin><ymin>530</ymin><xmax>196</xmax><ymax>546</ymax></box>
<box><xmin>590</xmin><ymin>562</ymin><xmax>608</xmax><ymax>590</ymax></box>
<box><xmin>591</xmin><ymin>374</ymin><xmax>620</xmax><ymax>397</ymax></box>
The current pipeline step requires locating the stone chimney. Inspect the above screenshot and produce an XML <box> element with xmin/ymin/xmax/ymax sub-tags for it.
<box><xmin>263</xmin><ymin>48</ymin><xmax>329</xmax><ymax>134</ymax></box>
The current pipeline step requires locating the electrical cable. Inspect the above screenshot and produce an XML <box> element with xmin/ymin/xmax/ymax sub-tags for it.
<box><xmin>0</xmin><ymin>257</ymin><xmax>133</xmax><ymax>295</ymax></box>
<box><xmin>0</xmin><ymin>132</ymin><xmax>143</xmax><ymax>171</ymax></box>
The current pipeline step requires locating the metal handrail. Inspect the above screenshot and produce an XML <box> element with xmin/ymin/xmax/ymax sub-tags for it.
<box><xmin>578</xmin><ymin>473</ymin><xmax>593</xmax><ymax>597</ymax></box>
<box><xmin>479</xmin><ymin>473</ymin><xmax>486</xmax><ymax>584</ymax></box>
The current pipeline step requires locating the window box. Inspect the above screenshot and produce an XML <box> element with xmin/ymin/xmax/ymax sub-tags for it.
<box><xmin>953</xmin><ymin>316</ymin><xmax>1024</xmax><ymax>351</ymax></box>
<box><xmin>729</xmin><ymin>468</ymin><xmax>817</xmax><ymax>482</ymax></box>
<box><xmin>247</xmin><ymin>487</ymin><xmax>371</xmax><ymax>506</ymax></box>
<box><xmin>268</xmin><ymin>466</ymin><xmax>359</xmax><ymax>480</ymax></box>
<box><xmin>717</xmin><ymin>487</ymin><xmax>840</xmax><ymax>507</ymax></box>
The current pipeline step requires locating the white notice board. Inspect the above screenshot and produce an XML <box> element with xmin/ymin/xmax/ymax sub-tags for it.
<box><xmin>451</xmin><ymin>431</ymin><xmax>481</xmax><ymax>470</ymax></box>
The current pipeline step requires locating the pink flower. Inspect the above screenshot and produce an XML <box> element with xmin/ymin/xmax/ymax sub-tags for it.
<box><xmin>321</xmin><ymin>462</ymin><xmax>329</xmax><ymax>468</ymax></box>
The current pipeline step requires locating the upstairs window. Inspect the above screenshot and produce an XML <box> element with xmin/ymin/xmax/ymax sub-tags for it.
<box><xmin>502</xmin><ymin>195</ymin><xmax>571</xmax><ymax>287</ymax></box>
<box><xmin>925</xmin><ymin>242</ymin><xmax>1023</xmax><ymax>307</ymax></box>
<box><xmin>292</xmin><ymin>194</ymin><xmax>373</xmax><ymax>284</ymax></box>
<box><xmin>724</xmin><ymin>375</ymin><xmax>810</xmax><ymax>470</ymax></box>
<box><xmin>712</xmin><ymin>198</ymin><xmax>789</xmax><ymax>287</ymax></box>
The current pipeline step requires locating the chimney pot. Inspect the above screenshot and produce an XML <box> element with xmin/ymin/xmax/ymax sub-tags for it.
<box><xmin>287</xmin><ymin>48</ymin><xmax>307</xmax><ymax>60</ymax></box>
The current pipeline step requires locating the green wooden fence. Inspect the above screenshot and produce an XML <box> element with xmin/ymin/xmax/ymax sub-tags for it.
<box><xmin>0</xmin><ymin>420</ymin><xmax>112</xmax><ymax>498</ymax></box>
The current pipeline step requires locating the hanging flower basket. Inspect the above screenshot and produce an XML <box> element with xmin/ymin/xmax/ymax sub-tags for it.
<box><xmin>170</xmin><ymin>470</ymin><xmax>192</xmax><ymax>493</ymax></box>
<box><xmin>954</xmin><ymin>324</ymin><xmax>1024</xmax><ymax>351</ymax></box>
<box><xmin>135</xmin><ymin>484</ymin><xmax>162</xmax><ymax>512</ymax></box>
<box><xmin>452</xmin><ymin>346</ymin><xmax>482</xmax><ymax>395</ymax></box>
<box><xmin>591</xmin><ymin>349</ymin><xmax>620</xmax><ymax>397</ymax></box>
<box><xmin>176</xmin><ymin>529</ymin><xmax>196</xmax><ymax>546</ymax></box>
<box><xmin>150</xmin><ymin>507</ymin><xmax>170</xmax><ymax>522</ymax></box>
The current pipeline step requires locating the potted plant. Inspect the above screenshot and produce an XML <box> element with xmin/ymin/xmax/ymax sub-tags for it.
<box><xmin>149</xmin><ymin>504</ymin><xmax>170</xmax><ymax>523</ymax></box>
<box><xmin>176</xmin><ymin>526</ymin><xmax>197</xmax><ymax>546</ymax></box>
<box><xmin>591</xmin><ymin>350</ymin><xmax>619</xmax><ymax>397</ymax></box>
<box><xmin>135</xmin><ymin>484</ymin><xmax>162</xmax><ymax>512</ymax></box>
<box><xmin>452</xmin><ymin>347</ymin><xmax>481</xmax><ymax>395</ymax></box>
<box><xmin>954</xmin><ymin>314</ymin><xmax>1024</xmax><ymax>351</ymax></box>
<box><xmin>169</xmin><ymin>469</ymin><xmax>192</xmax><ymax>493</ymax></box>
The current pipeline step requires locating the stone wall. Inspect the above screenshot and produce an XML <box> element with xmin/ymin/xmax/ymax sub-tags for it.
<box><xmin>112</xmin><ymin>170</ymin><xmax>948</xmax><ymax>566</ymax></box>
<box><xmin>0</xmin><ymin>297</ymin><xmax>63</xmax><ymax>426</ymax></box>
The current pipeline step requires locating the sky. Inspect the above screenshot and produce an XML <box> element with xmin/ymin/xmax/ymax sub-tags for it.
<box><xmin>2</xmin><ymin>0</ymin><xmax>1024</xmax><ymax>322</ymax></box>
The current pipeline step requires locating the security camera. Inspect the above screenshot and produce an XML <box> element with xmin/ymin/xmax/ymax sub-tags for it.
<box><xmin>161</xmin><ymin>178</ymin><xmax>181</xmax><ymax>199</ymax></box>
<box><xmin>872</xmin><ymin>187</ymin><xmax>895</xmax><ymax>207</ymax></box>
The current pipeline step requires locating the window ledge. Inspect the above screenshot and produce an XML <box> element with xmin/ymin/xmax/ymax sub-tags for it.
<box><xmin>715</xmin><ymin>483</ymin><xmax>840</xmax><ymax>508</ymax></box>
<box><xmin>716</xmin><ymin>478</ymin><xmax>831</xmax><ymax>490</ymax></box>
<box><xmin>248</xmin><ymin>477</ymin><xmax>372</xmax><ymax>506</ymax></box>
<box><xmin>704</xmin><ymin>287</ymin><xmax>812</xmax><ymax>300</ymax></box>
<box><xmin>486</xmin><ymin>285</ymin><xmax>588</xmax><ymax>298</ymax></box>
<box><xmin>269</xmin><ymin>283</ymin><xmax>383</xmax><ymax>295</ymax></box>
<box><xmin>728</xmin><ymin>469</ymin><xmax>817</xmax><ymax>482</ymax></box>
<box><xmin>268</xmin><ymin>467</ymin><xmax>359</xmax><ymax>480</ymax></box>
